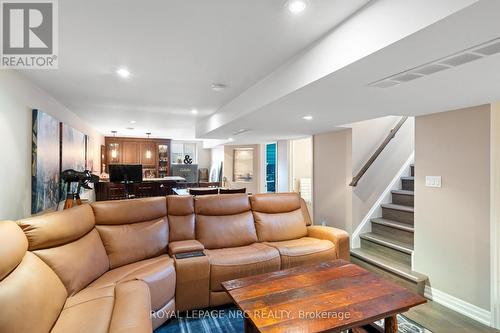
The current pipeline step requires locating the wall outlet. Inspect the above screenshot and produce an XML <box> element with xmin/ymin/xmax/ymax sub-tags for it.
<box><xmin>425</xmin><ymin>176</ymin><xmax>442</xmax><ymax>188</ymax></box>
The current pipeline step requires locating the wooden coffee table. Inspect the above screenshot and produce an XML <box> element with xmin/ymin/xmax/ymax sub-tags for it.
<box><xmin>222</xmin><ymin>259</ymin><xmax>426</xmax><ymax>333</ymax></box>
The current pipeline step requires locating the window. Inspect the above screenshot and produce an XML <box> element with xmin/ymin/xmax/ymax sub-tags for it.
<box><xmin>172</xmin><ymin>142</ymin><xmax>197</xmax><ymax>164</ymax></box>
<box><xmin>266</xmin><ymin>143</ymin><xmax>276</xmax><ymax>193</ymax></box>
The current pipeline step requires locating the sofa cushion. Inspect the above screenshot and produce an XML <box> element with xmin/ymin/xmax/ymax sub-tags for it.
<box><xmin>195</xmin><ymin>194</ymin><xmax>258</xmax><ymax>249</ymax></box>
<box><xmin>92</xmin><ymin>197</ymin><xmax>169</xmax><ymax>268</ymax></box>
<box><xmin>205</xmin><ymin>243</ymin><xmax>280</xmax><ymax>291</ymax></box>
<box><xmin>264</xmin><ymin>237</ymin><xmax>336</xmax><ymax>269</ymax></box>
<box><xmin>250</xmin><ymin>193</ymin><xmax>308</xmax><ymax>242</ymax></box>
<box><xmin>250</xmin><ymin>192</ymin><xmax>301</xmax><ymax>214</ymax></box>
<box><xmin>17</xmin><ymin>204</ymin><xmax>95</xmax><ymax>250</ymax></box>
<box><xmin>195</xmin><ymin>193</ymin><xmax>251</xmax><ymax>215</ymax></box>
<box><xmin>96</xmin><ymin>219</ymin><xmax>168</xmax><ymax>269</ymax></box>
<box><xmin>0</xmin><ymin>221</ymin><xmax>28</xmax><ymax>280</ymax></box>
<box><xmin>167</xmin><ymin>195</ymin><xmax>195</xmax><ymax>241</ymax></box>
<box><xmin>0</xmin><ymin>251</ymin><xmax>67</xmax><ymax>333</ymax></box>
<box><xmin>17</xmin><ymin>206</ymin><xmax>110</xmax><ymax>296</ymax></box>
<box><xmin>51</xmin><ymin>285</ymin><xmax>115</xmax><ymax>333</ymax></box>
<box><xmin>51</xmin><ymin>281</ymin><xmax>152</xmax><ymax>333</ymax></box>
<box><xmin>92</xmin><ymin>197</ymin><xmax>167</xmax><ymax>225</ymax></box>
<box><xmin>89</xmin><ymin>255</ymin><xmax>175</xmax><ymax>311</ymax></box>
<box><xmin>33</xmin><ymin>228</ymin><xmax>109</xmax><ymax>296</ymax></box>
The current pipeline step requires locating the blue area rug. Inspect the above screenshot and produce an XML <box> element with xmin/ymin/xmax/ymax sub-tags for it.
<box><xmin>155</xmin><ymin>306</ymin><xmax>432</xmax><ymax>333</ymax></box>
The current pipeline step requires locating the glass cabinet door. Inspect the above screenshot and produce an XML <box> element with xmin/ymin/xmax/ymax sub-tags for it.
<box><xmin>108</xmin><ymin>142</ymin><xmax>120</xmax><ymax>164</ymax></box>
<box><xmin>158</xmin><ymin>144</ymin><xmax>169</xmax><ymax>178</ymax></box>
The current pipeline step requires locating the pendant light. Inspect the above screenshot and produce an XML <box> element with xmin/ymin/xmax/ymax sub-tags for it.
<box><xmin>110</xmin><ymin>131</ymin><xmax>118</xmax><ymax>159</ymax></box>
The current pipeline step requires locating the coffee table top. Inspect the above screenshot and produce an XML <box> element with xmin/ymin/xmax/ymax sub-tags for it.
<box><xmin>222</xmin><ymin>259</ymin><xmax>426</xmax><ymax>333</ymax></box>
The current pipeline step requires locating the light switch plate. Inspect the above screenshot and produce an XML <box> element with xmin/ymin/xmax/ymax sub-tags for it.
<box><xmin>425</xmin><ymin>176</ymin><xmax>442</xmax><ymax>188</ymax></box>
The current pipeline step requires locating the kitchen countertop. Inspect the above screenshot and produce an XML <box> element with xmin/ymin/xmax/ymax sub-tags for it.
<box><xmin>99</xmin><ymin>176</ymin><xmax>186</xmax><ymax>182</ymax></box>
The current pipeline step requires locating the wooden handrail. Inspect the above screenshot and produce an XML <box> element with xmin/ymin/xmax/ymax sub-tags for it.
<box><xmin>349</xmin><ymin>116</ymin><xmax>408</xmax><ymax>187</ymax></box>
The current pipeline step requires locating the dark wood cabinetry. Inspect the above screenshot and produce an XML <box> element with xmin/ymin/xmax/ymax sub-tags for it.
<box><xmin>140</xmin><ymin>142</ymin><xmax>157</xmax><ymax>167</ymax></box>
<box><xmin>122</xmin><ymin>141</ymin><xmax>140</xmax><ymax>164</ymax></box>
<box><xmin>94</xmin><ymin>179</ymin><xmax>179</xmax><ymax>201</ymax></box>
<box><xmin>104</xmin><ymin>136</ymin><xmax>171</xmax><ymax>178</ymax></box>
<box><xmin>97</xmin><ymin>136</ymin><xmax>174</xmax><ymax>202</ymax></box>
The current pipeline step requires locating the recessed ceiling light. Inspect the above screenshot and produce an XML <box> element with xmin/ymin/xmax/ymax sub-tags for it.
<box><xmin>116</xmin><ymin>68</ymin><xmax>130</xmax><ymax>78</ymax></box>
<box><xmin>130</xmin><ymin>120</ymin><xmax>136</xmax><ymax>124</ymax></box>
<box><xmin>286</xmin><ymin>0</ymin><xmax>308</xmax><ymax>14</ymax></box>
<box><xmin>228</xmin><ymin>138</ymin><xmax>234</xmax><ymax>142</ymax></box>
<box><xmin>302</xmin><ymin>115</ymin><xmax>313</xmax><ymax>120</ymax></box>
<box><xmin>191</xmin><ymin>109</ymin><xmax>198</xmax><ymax>115</ymax></box>
<box><xmin>211</xmin><ymin>83</ymin><xmax>227</xmax><ymax>92</ymax></box>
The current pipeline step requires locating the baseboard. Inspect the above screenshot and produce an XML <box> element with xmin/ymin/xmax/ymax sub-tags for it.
<box><xmin>424</xmin><ymin>285</ymin><xmax>491</xmax><ymax>326</ymax></box>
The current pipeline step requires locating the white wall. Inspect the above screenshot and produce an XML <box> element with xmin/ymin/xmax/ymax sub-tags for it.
<box><xmin>0</xmin><ymin>71</ymin><xmax>104</xmax><ymax>220</ymax></box>
<box><xmin>197</xmin><ymin>143</ymin><xmax>211</xmax><ymax>169</ymax></box>
<box><xmin>313</xmin><ymin>129</ymin><xmax>352</xmax><ymax>231</ymax></box>
<box><xmin>491</xmin><ymin>103</ymin><xmax>500</xmax><ymax>329</ymax></box>
<box><xmin>414</xmin><ymin>105</ymin><xmax>491</xmax><ymax>312</ymax></box>
<box><xmin>209</xmin><ymin>146</ymin><xmax>224</xmax><ymax>182</ymax></box>
<box><xmin>276</xmin><ymin>140</ymin><xmax>289</xmax><ymax>192</ymax></box>
<box><xmin>291</xmin><ymin>137</ymin><xmax>313</xmax><ymax>193</ymax></box>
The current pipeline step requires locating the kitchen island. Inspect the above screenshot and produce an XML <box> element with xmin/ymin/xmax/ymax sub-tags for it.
<box><xmin>95</xmin><ymin>176</ymin><xmax>185</xmax><ymax>201</ymax></box>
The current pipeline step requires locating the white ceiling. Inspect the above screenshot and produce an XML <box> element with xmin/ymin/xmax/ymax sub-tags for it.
<box><xmin>197</xmin><ymin>0</ymin><xmax>496</xmax><ymax>143</ymax></box>
<box><xmin>198</xmin><ymin>0</ymin><xmax>500</xmax><ymax>143</ymax></box>
<box><xmin>20</xmin><ymin>0</ymin><xmax>370</xmax><ymax>139</ymax></box>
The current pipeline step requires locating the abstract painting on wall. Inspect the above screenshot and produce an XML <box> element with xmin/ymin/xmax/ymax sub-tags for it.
<box><xmin>233</xmin><ymin>148</ymin><xmax>254</xmax><ymax>182</ymax></box>
<box><xmin>85</xmin><ymin>135</ymin><xmax>94</xmax><ymax>172</ymax></box>
<box><xmin>32</xmin><ymin>109</ymin><xmax>60</xmax><ymax>214</ymax></box>
<box><xmin>61</xmin><ymin>123</ymin><xmax>86</xmax><ymax>195</ymax></box>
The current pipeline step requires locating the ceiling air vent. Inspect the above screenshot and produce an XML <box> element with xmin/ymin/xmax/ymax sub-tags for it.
<box><xmin>368</xmin><ymin>37</ymin><xmax>500</xmax><ymax>88</ymax></box>
<box><xmin>439</xmin><ymin>53</ymin><xmax>483</xmax><ymax>67</ymax></box>
<box><xmin>392</xmin><ymin>73</ymin><xmax>423</xmax><ymax>82</ymax></box>
<box><xmin>370</xmin><ymin>80</ymin><xmax>400</xmax><ymax>88</ymax></box>
<box><xmin>232</xmin><ymin>128</ymin><xmax>251</xmax><ymax>136</ymax></box>
<box><xmin>473</xmin><ymin>40</ymin><xmax>500</xmax><ymax>56</ymax></box>
<box><xmin>413</xmin><ymin>64</ymin><xmax>449</xmax><ymax>75</ymax></box>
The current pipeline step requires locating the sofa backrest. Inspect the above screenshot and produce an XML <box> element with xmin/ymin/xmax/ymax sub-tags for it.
<box><xmin>17</xmin><ymin>204</ymin><xmax>109</xmax><ymax>296</ymax></box>
<box><xmin>194</xmin><ymin>194</ymin><xmax>257</xmax><ymax>249</ymax></box>
<box><xmin>250</xmin><ymin>192</ymin><xmax>309</xmax><ymax>242</ymax></box>
<box><xmin>92</xmin><ymin>197</ymin><xmax>169</xmax><ymax>269</ymax></box>
<box><xmin>167</xmin><ymin>195</ymin><xmax>195</xmax><ymax>242</ymax></box>
<box><xmin>0</xmin><ymin>221</ymin><xmax>68</xmax><ymax>333</ymax></box>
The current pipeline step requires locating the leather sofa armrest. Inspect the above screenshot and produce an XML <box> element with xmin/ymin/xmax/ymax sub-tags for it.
<box><xmin>307</xmin><ymin>225</ymin><xmax>350</xmax><ymax>261</ymax></box>
<box><xmin>168</xmin><ymin>240</ymin><xmax>204</xmax><ymax>256</ymax></box>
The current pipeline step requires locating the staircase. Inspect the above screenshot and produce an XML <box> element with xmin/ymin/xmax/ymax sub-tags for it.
<box><xmin>350</xmin><ymin>165</ymin><xmax>428</xmax><ymax>294</ymax></box>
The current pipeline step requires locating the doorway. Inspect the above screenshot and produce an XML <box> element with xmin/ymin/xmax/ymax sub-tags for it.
<box><xmin>290</xmin><ymin>137</ymin><xmax>313</xmax><ymax>217</ymax></box>
<box><xmin>265</xmin><ymin>143</ymin><xmax>277</xmax><ymax>193</ymax></box>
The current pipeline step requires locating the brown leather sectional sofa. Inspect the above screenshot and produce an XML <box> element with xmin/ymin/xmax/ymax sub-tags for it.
<box><xmin>0</xmin><ymin>192</ymin><xmax>349</xmax><ymax>333</ymax></box>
